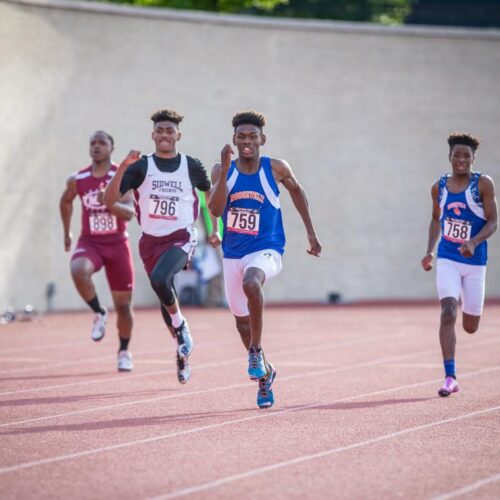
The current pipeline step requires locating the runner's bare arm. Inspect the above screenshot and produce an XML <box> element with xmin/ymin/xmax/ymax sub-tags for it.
<box><xmin>59</xmin><ymin>175</ymin><xmax>78</xmax><ymax>252</ymax></box>
<box><xmin>272</xmin><ymin>159</ymin><xmax>322</xmax><ymax>257</ymax></box>
<box><xmin>103</xmin><ymin>150</ymin><xmax>141</xmax><ymax>207</ymax></box>
<box><xmin>421</xmin><ymin>181</ymin><xmax>441</xmax><ymax>271</ymax></box>
<box><xmin>106</xmin><ymin>190</ymin><xmax>135</xmax><ymax>221</ymax></box>
<box><xmin>209</xmin><ymin>144</ymin><xmax>233</xmax><ymax>217</ymax></box>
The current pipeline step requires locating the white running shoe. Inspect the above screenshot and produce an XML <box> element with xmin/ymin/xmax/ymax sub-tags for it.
<box><xmin>117</xmin><ymin>350</ymin><xmax>133</xmax><ymax>372</ymax></box>
<box><xmin>176</xmin><ymin>353</ymin><xmax>191</xmax><ymax>384</ymax></box>
<box><xmin>91</xmin><ymin>307</ymin><xmax>108</xmax><ymax>342</ymax></box>
<box><xmin>175</xmin><ymin>321</ymin><xmax>193</xmax><ymax>360</ymax></box>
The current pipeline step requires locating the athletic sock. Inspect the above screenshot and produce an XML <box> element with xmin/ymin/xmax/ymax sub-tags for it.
<box><xmin>87</xmin><ymin>296</ymin><xmax>105</xmax><ymax>315</ymax></box>
<box><xmin>160</xmin><ymin>304</ymin><xmax>173</xmax><ymax>328</ymax></box>
<box><xmin>170</xmin><ymin>311</ymin><xmax>184</xmax><ymax>329</ymax></box>
<box><xmin>119</xmin><ymin>336</ymin><xmax>130</xmax><ymax>352</ymax></box>
<box><xmin>444</xmin><ymin>359</ymin><xmax>456</xmax><ymax>379</ymax></box>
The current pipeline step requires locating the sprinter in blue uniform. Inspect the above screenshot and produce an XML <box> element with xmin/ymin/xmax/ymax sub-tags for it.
<box><xmin>422</xmin><ymin>133</ymin><xmax>497</xmax><ymax>397</ymax></box>
<box><xmin>209</xmin><ymin>110</ymin><xmax>322</xmax><ymax>408</ymax></box>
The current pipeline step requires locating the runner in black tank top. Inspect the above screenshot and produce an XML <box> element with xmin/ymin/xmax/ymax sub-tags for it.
<box><xmin>104</xmin><ymin>108</ymin><xmax>220</xmax><ymax>385</ymax></box>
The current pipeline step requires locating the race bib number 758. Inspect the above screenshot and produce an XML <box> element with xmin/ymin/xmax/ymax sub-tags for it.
<box><xmin>443</xmin><ymin>217</ymin><xmax>472</xmax><ymax>243</ymax></box>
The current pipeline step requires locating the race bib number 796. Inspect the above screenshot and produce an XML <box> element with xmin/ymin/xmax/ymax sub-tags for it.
<box><xmin>149</xmin><ymin>195</ymin><xmax>178</xmax><ymax>220</ymax></box>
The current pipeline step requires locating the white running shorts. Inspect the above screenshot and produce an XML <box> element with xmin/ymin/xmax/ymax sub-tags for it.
<box><xmin>436</xmin><ymin>258</ymin><xmax>487</xmax><ymax>316</ymax></box>
<box><xmin>223</xmin><ymin>249</ymin><xmax>283</xmax><ymax>317</ymax></box>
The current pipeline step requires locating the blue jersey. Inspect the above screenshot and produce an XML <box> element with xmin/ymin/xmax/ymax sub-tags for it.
<box><xmin>437</xmin><ymin>172</ymin><xmax>487</xmax><ymax>265</ymax></box>
<box><xmin>222</xmin><ymin>156</ymin><xmax>285</xmax><ymax>259</ymax></box>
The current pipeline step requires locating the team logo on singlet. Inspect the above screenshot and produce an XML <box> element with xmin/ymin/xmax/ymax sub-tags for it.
<box><xmin>230</xmin><ymin>191</ymin><xmax>264</xmax><ymax>203</ymax></box>
<box><xmin>227</xmin><ymin>191</ymin><xmax>264</xmax><ymax>236</ymax></box>
<box><xmin>152</xmin><ymin>180</ymin><xmax>183</xmax><ymax>193</ymax></box>
<box><xmin>447</xmin><ymin>201</ymin><xmax>466</xmax><ymax>216</ymax></box>
<box><xmin>82</xmin><ymin>189</ymin><xmax>106</xmax><ymax>211</ymax></box>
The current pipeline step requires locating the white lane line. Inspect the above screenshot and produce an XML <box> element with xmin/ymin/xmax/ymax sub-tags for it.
<box><xmin>0</xmin><ymin>339</ymin><xmax>87</xmax><ymax>355</ymax></box>
<box><xmin>0</xmin><ymin>322</ymin><xmax>428</xmax><ymax>376</ymax></box>
<box><xmin>0</xmin><ymin>365</ymin><xmax>498</xmax><ymax>475</ymax></box>
<box><xmin>0</xmin><ymin>338</ymin><xmax>446</xmax><ymax>428</ymax></box>
<box><xmin>0</xmin><ymin>338</ymin><xmax>238</xmax><ymax>376</ymax></box>
<box><xmin>430</xmin><ymin>473</ymin><xmax>500</xmax><ymax>499</ymax></box>
<box><xmin>151</xmin><ymin>406</ymin><xmax>500</xmax><ymax>500</ymax></box>
<box><xmin>0</xmin><ymin>350</ymin><xmax>163</xmax><ymax>375</ymax></box>
<box><xmin>0</xmin><ymin>368</ymin><xmax>175</xmax><ymax>398</ymax></box>
<box><xmin>2</xmin><ymin>335</ymin><xmax>500</xmax><ymax>427</ymax></box>
<box><xmin>0</xmin><ymin>329</ymin><xmax>412</xmax><ymax>396</ymax></box>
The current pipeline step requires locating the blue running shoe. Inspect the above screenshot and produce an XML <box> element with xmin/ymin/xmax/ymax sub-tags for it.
<box><xmin>248</xmin><ymin>348</ymin><xmax>267</xmax><ymax>380</ymax></box>
<box><xmin>176</xmin><ymin>353</ymin><xmax>191</xmax><ymax>384</ymax></box>
<box><xmin>257</xmin><ymin>363</ymin><xmax>276</xmax><ymax>408</ymax></box>
<box><xmin>175</xmin><ymin>321</ymin><xmax>193</xmax><ymax>360</ymax></box>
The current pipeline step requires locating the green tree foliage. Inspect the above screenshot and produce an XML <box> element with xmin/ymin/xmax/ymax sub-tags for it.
<box><xmin>261</xmin><ymin>0</ymin><xmax>414</xmax><ymax>24</ymax></box>
<box><xmin>95</xmin><ymin>0</ymin><xmax>414</xmax><ymax>24</ymax></box>
<box><xmin>100</xmin><ymin>0</ymin><xmax>287</xmax><ymax>13</ymax></box>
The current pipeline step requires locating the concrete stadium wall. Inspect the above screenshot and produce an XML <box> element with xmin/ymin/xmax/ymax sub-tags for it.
<box><xmin>1</xmin><ymin>0</ymin><xmax>500</xmax><ymax>311</ymax></box>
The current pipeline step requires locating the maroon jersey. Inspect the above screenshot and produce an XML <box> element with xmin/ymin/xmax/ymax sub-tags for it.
<box><xmin>75</xmin><ymin>165</ymin><xmax>127</xmax><ymax>242</ymax></box>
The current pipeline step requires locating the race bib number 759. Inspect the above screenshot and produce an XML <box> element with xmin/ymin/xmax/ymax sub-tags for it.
<box><xmin>227</xmin><ymin>208</ymin><xmax>260</xmax><ymax>235</ymax></box>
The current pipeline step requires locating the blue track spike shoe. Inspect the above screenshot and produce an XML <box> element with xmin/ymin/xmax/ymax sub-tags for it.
<box><xmin>175</xmin><ymin>321</ymin><xmax>193</xmax><ymax>360</ymax></box>
<box><xmin>248</xmin><ymin>347</ymin><xmax>267</xmax><ymax>380</ymax></box>
<box><xmin>257</xmin><ymin>363</ymin><xmax>276</xmax><ymax>408</ymax></box>
<box><xmin>176</xmin><ymin>353</ymin><xmax>191</xmax><ymax>384</ymax></box>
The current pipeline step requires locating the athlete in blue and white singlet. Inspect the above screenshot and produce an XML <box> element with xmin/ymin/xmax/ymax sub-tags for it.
<box><xmin>422</xmin><ymin>133</ymin><xmax>497</xmax><ymax>398</ymax></box>
<box><xmin>437</xmin><ymin>172</ymin><xmax>487</xmax><ymax>266</ymax></box>
<box><xmin>222</xmin><ymin>156</ymin><xmax>285</xmax><ymax>259</ymax></box>
<box><xmin>209</xmin><ymin>110</ymin><xmax>322</xmax><ymax>409</ymax></box>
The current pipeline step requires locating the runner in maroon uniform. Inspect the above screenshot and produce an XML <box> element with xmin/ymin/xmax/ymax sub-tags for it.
<box><xmin>60</xmin><ymin>131</ymin><xmax>135</xmax><ymax>371</ymax></box>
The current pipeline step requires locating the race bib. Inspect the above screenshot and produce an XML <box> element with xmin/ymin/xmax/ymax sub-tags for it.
<box><xmin>89</xmin><ymin>213</ymin><xmax>118</xmax><ymax>234</ymax></box>
<box><xmin>227</xmin><ymin>207</ymin><xmax>260</xmax><ymax>235</ymax></box>
<box><xmin>443</xmin><ymin>217</ymin><xmax>472</xmax><ymax>243</ymax></box>
<box><xmin>149</xmin><ymin>195</ymin><xmax>178</xmax><ymax>220</ymax></box>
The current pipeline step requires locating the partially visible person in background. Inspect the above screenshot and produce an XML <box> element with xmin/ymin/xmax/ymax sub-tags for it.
<box><xmin>196</xmin><ymin>190</ymin><xmax>225</xmax><ymax>307</ymax></box>
<box><xmin>422</xmin><ymin>132</ymin><xmax>497</xmax><ymax>397</ymax></box>
<box><xmin>59</xmin><ymin>131</ymin><xmax>135</xmax><ymax>372</ymax></box>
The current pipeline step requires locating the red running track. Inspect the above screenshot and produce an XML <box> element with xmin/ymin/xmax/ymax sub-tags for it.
<box><xmin>0</xmin><ymin>305</ymin><xmax>499</xmax><ymax>499</ymax></box>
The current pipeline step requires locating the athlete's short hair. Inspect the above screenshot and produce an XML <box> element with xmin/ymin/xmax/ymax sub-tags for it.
<box><xmin>232</xmin><ymin>110</ymin><xmax>266</xmax><ymax>130</ymax></box>
<box><xmin>91</xmin><ymin>130</ymin><xmax>114</xmax><ymax>146</ymax></box>
<box><xmin>151</xmin><ymin>108</ymin><xmax>184</xmax><ymax>126</ymax></box>
<box><xmin>448</xmin><ymin>132</ymin><xmax>480</xmax><ymax>153</ymax></box>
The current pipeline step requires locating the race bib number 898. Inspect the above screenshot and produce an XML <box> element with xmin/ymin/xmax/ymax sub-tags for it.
<box><xmin>443</xmin><ymin>217</ymin><xmax>472</xmax><ymax>243</ymax></box>
<box><xmin>89</xmin><ymin>213</ymin><xmax>118</xmax><ymax>234</ymax></box>
<box><xmin>227</xmin><ymin>208</ymin><xmax>260</xmax><ymax>235</ymax></box>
